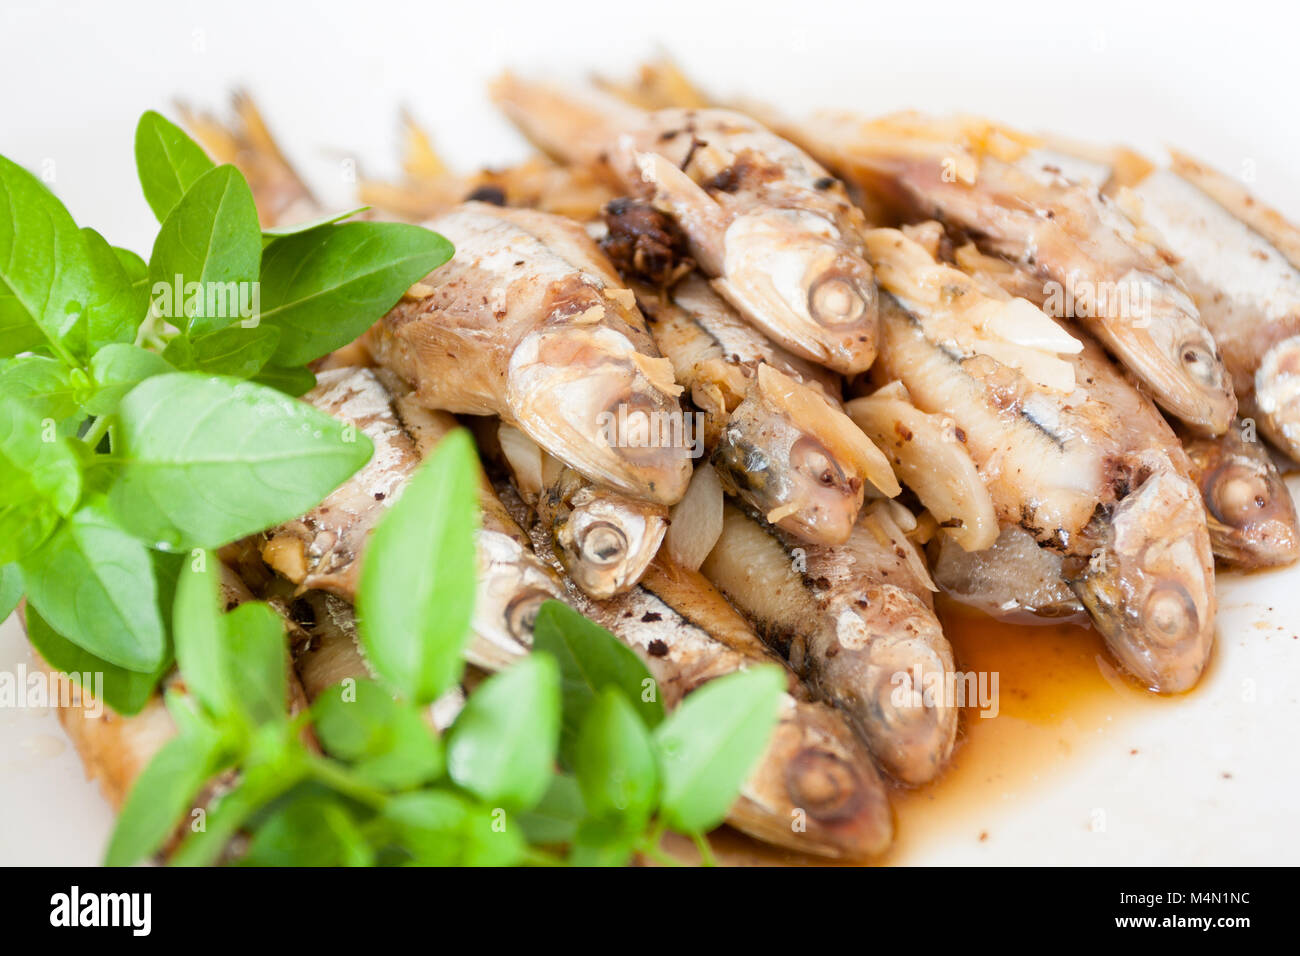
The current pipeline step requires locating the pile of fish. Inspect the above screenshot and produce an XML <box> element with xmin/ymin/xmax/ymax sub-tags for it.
<box><xmin>166</xmin><ymin>68</ymin><xmax>1300</xmax><ymax>859</ymax></box>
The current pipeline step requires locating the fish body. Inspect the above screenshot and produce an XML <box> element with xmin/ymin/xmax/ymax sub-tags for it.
<box><xmin>701</xmin><ymin>503</ymin><xmax>957</xmax><ymax>785</ymax></box>
<box><xmin>869</xmin><ymin>230</ymin><xmax>1216</xmax><ymax>692</ymax></box>
<box><xmin>262</xmin><ymin>366</ymin><xmax>565</xmax><ymax>671</ymax></box>
<box><xmin>1133</xmin><ymin>167</ymin><xmax>1300</xmax><ymax>461</ymax></box>
<box><xmin>929</xmin><ymin>525</ymin><xmax>1085</xmax><ymax>621</ymax></box>
<box><xmin>365</xmin><ymin>202</ymin><xmax>692</xmax><ymax>505</ymax></box>
<box><xmin>493</xmin><ymin>78</ymin><xmax>879</xmax><ymax>374</ymax></box>
<box><xmin>798</xmin><ymin>114</ymin><xmax>1236</xmax><ymax>432</ymax></box>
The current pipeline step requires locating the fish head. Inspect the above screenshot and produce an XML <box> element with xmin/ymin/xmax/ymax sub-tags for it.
<box><xmin>1069</xmin><ymin>468</ymin><xmax>1216</xmax><ymax>693</ymax></box>
<box><xmin>551</xmin><ymin>485</ymin><xmax>669</xmax><ymax>599</ymax></box>
<box><xmin>1185</xmin><ymin>427</ymin><xmax>1300</xmax><ymax>568</ymax></box>
<box><xmin>711</xmin><ymin>208</ymin><xmax>878</xmax><ymax>374</ymax></box>
<box><xmin>817</xmin><ymin>594</ymin><xmax>958</xmax><ymax>786</ymax></box>
<box><xmin>710</xmin><ymin>365</ymin><xmax>894</xmax><ymax>545</ymax></box>
<box><xmin>1255</xmin><ymin>333</ymin><xmax>1300</xmax><ymax>463</ymax></box>
<box><xmin>729</xmin><ymin>696</ymin><xmax>894</xmax><ymax>859</ymax></box>
<box><xmin>468</xmin><ymin>529</ymin><xmax>566</xmax><ymax>671</ymax></box>
<box><xmin>507</xmin><ymin>324</ymin><xmax>694</xmax><ymax>505</ymax></box>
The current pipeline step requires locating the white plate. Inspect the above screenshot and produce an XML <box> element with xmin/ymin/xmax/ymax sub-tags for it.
<box><xmin>2</xmin><ymin>0</ymin><xmax>1298</xmax><ymax>866</ymax></box>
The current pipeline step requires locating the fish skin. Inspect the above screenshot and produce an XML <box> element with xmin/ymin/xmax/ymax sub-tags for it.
<box><xmin>262</xmin><ymin>366</ymin><xmax>565</xmax><ymax>672</ymax></box>
<box><xmin>492</xmin><ymin>77</ymin><xmax>879</xmax><ymax>374</ymax></box>
<box><xmin>1178</xmin><ymin>420</ymin><xmax>1300</xmax><ymax>569</ymax></box>
<box><xmin>365</xmin><ymin>202</ymin><xmax>692</xmax><ymax>505</ymax></box>
<box><xmin>636</xmin><ymin>277</ymin><xmax>890</xmax><ymax>545</ymax></box>
<box><xmin>928</xmin><ymin>524</ymin><xmax>1086</xmax><ymax>622</ymax></box>
<box><xmin>701</xmin><ymin>503</ymin><xmax>958</xmax><ymax>786</ymax></box>
<box><xmin>797</xmin><ymin>114</ymin><xmax>1236</xmax><ymax>433</ymax></box>
<box><xmin>873</xmin><ymin>261</ymin><xmax>1217</xmax><ymax>692</ymax></box>
<box><xmin>1134</xmin><ymin>167</ymin><xmax>1300</xmax><ymax>462</ymax></box>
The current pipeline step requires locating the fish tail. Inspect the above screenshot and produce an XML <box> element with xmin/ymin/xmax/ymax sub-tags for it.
<box><xmin>491</xmin><ymin>72</ymin><xmax>641</xmax><ymax>168</ymax></box>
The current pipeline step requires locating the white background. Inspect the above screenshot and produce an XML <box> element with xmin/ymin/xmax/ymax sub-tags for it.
<box><xmin>2</xmin><ymin>0</ymin><xmax>1298</xmax><ymax>865</ymax></box>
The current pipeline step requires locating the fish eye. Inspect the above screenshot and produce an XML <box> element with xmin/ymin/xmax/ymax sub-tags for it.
<box><xmin>790</xmin><ymin>436</ymin><xmax>846</xmax><ymax>490</ymax></box>
<box><xmin>784</xmin><ymin>749</ymin><xmax>865</xmax><ymax>823</ymax></box>
<box><xmin>504</xmin><ymin>589</ymin><xmax>551</xmax><ymax>639</ymax></box>
<box><xmin>1142</xmin><ymin>584</ymin><xmax>1198</xmax><ymax>648</ymax></box>
<box><xmin>1208</xmin><ymin>466</ymin><xmax>1270</xmax><ymax>527</ymax></box>
<box><xmin>808</xmin><ymin>273</ymin><xmax>870</xmax><ymax>327</ymax></box>
<box><xmin>576</xmin><ymin>521</ymin><xmax>628</xmax><ymax>567</ymax></box>
<box><xmin>1179</xmin><ymin>343</ymin><xmax>1220</xmax><ymax>386</ymax></box>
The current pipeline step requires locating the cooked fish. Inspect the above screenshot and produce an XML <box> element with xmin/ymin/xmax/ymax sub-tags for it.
<box><xmin>1178</xmin><ymin>420</ymin><xmax>1299</xmax><ymax>568</ymax></box>
<box><xmin>261</xmin><ymin>366</ymin><xmax>565</xmax><ymax>671</ymax></box>
<box><xmin>1132</xmin><ymin>166</ymin><xmax>1300</xmax><ymax>461</ymax></box>
<box><xmin>797</xmin><ymin>113</ymin><xmax>1236</xmax><ymax>432</ymax></box>
<box><xmin>495</xmin><ymin>422</ymin><xmax>669</xmax><ymax>599</ymax></box>
<box><xmin>636</xmin><ymin>275</ymin><xmax>896</xmax><ymax>544</ymax></box>
<box><xmin>365</xmin><ymin>202</ymin><xmax>692</xmax><ymax>505</ymax></box>
<box><xmin>701</xmin><ymin>503</ymin><xmax>957</xmax><ymax>786</ymax></box>
<box><xmin>869</xmin><ymin>229</ymin><xmax>1216</xmax><ymax>692</ymax></box>
<box><xmin>929</xmin><ymin>524</ymin><xmax>1086</xmax><ymax>621</ymax></box>
<box><xmin>492</xmin><ymin>77</ymin><xmax>879</xmax><ymax>374</ymax></box>
<box><xmin>533</xmin><ymin>523</ymin><xmax>893</xmax><ymax>858</ymax></box>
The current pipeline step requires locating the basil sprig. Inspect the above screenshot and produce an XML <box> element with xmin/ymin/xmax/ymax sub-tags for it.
<box><xmin>0</xmin><ymin>112</ymin><xmax>452</xmax><ymax>699</ymax></box>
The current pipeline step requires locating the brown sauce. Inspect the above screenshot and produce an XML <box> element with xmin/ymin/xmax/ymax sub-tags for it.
<box><xmin>675</xmin><ymin>599</ymin><xmax>1176</xmax><ymax>866</ymax></box>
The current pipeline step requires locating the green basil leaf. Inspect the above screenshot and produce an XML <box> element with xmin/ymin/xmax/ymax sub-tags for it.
<box><xmin>134</xmin><ymin>110</ymin><xmax>216</xmax><ymax>222</ymax></box>
<box><xmin>0</xmin><ymin>356</ymin><xmax>81</xmax><ymax>422</ymax></box>
<box><xmin>0</xmin><ymin>155</ymin><xmax>93</xmax><ymax>361</ymax></box>
<box><xmin>575</xmin><ymin>687</ymin><xmax>658</xmax><ymax>831</ymax></box>
<box><xmin>356</xmin><ymin>428</ymin><xmax>477</xmax><ymax>704</ymax></box>
<box><xmin>380</xmin><ymin>791</ymin><xmax>525</xmax><ymax>867</ymax></box>
<box><xmin>568</xmin><ymin>817</ymin><xmax>637</xmax><ymax>867</ymax></box>
<box><xmin>86</xmin><ymin>344</ymin><xmax>174</xmax><ymax>415</ymax></box>
<box><xmin>82</xmin><ymin>228</ymin><xmax>143</xmax><ymax>353</ymax></box>
<box><xmin>242</xmin><ymin>794</ymin><xmax>372</xmax><ymax>867</ymax></box>
<box><xmin>258</xmin><ymin>222</ymin><xmax>453</xmax><ymax>365</ymax></box>
<box><xmin>312</xmin><ymin>679</ymin><xmax>443</xmax><ymax>790</ymax></box>
<box><xmin>162</xmin><ymin>323</ymin><xmax>279</xmax><ymax>378</ymax></box>
<box><xmin>261</xmin><ymin>206</ymin><xmax>370</xmax><ymax>238</ymax></box>
<box><xmin>104</xmin><ymin>725</ymin><xmax>225</xmax><ymax>866</ymax></box>
<box><xmin>24</xmin><ymin>603</ymin><xmax>168</xmax><ymax>716</ymax></box>
<box><xmin>170</xmin><ymin>739</ymin><xmax>307</xmax><ymax>867</ymax></box>
<box><xmin>515</xmin><ymin>772</ymin><xmax>584</xmax><ymax>846</ymax></box>
<box><xmin>251</xmin><ymin>363</ymin><xmax>315</xmax><ymax>396</ymax></box>
<box><xmin>107</xmin><ymin>373</ymin><xmax>373</xmax><ymax>550</ymax></box>
<box><xmin>0</xmin><ymin>397</ymin><xmax>82</xmax><ymax>563</ymax></box>
<box><xmin>0</xmin><ymin>563</ymin><xmax>21</xmax><ymax>622</ymax></box>
<box><xmin>532</xmin><ymin>600</ymin><xmax>664</xmax><ymax>766</ymax></box>
<box><xmin>446</xmin><ymin>654</ymin><xmax>560</xmax><ymax>810</ymax></box>
<box><xmin>653</xmin><ymin>665</ymin><xmax>786</xmax><ymax>835</ymax></box>
<box><xmin>173</xmin><ymin>548</ymin><xmax>235</xmax><ymax>719</ymax></box>
<box><xmin>147</xmin><ymin>165</ymin><xmax>261</xmax><ymax>337</ymax></box>
<box><xmin>20</xmin><ymin>501</ymin><xmax>167</xmax><ymax>671</ymax></box>
<box><xmin>223</xmin><ymin>601</ymin><xmax>287</xmax><ymax>728</ymax></box>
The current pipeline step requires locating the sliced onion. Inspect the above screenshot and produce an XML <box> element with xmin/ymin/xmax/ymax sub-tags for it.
<box><xmin>667</xmin><ymin>462</ymin><xmax>724</xmax><ymax>570</ymax></box>
<box><xmin>866</xmin><ymin>500</ymin><xmax>937</xmax><ymax>592</ymax></box>
<box><xmin>498</xmin><ymin>424</ymin><xmax>545</xmax><ymax>502</ymax></box>
<box><xmin>847</xmin><ymin>390</ymin><xmax>999</xmax><ymax>552</ymax></box>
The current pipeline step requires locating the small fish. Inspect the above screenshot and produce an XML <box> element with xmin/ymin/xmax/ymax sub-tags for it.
<box><xmin>492</xmin><ymin>421</ymin><xmax>669</xmax><ymax>599</ymax></box>
<box><xmin>537</xmin><ymin>531</ymin><xmax>894</xmax><ymax>858</ymax></box>
<box><xmin>796</xmin><ymin>113</ymin><xmax>1237</xmax><ymax>432</ymax></box>
<box><xmin>869</xmin><ymin>230</ymin><xmax>1216</xmax><ymax>692</ymax></box>
<box><xmin>1132</xmin><ymin>165</ymin><xmax>1300</xmax><ymax>462</ymax></box>
<box><xmin>1178</xmin><ymin>420</ymin><xmax>1299</xmax><ymax>569</ymax></box>
<box><xmin>492</xmin><ymin>76</ymin><xmax>879</xmax><ymax>374</ymax></box>
<box><xmin>636</xmin><ymin>276</ymin><xmax>897</xmax><ymax>544</ymax></box>
<box><xmin>701</xmin><ymin>503</ymin><xmax>958</xmax><ymax>786</ymax></box>
<box><xmin>365</xmin><ymin>202</ymin><xmax>692</xmax><ymax>505</ymax></box>
<box><xmin>928</xmin><ymin>525</ymin><xmax>1086</xmax><ymax>622</ymax></box>
<box><xmin>262</xmin><ymin>366</ymin><xmax>565</xmax><ymax>671</ymax></box>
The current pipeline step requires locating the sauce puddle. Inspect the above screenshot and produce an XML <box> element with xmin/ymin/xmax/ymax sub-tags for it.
<box><xmin>676</xmin><ymin>600</ymin><xmax>1172</xmax><ymax>866</ymax></box>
